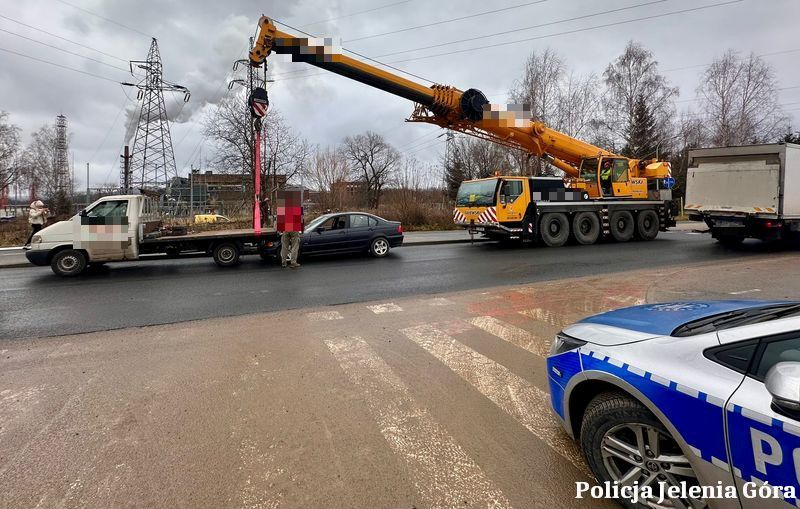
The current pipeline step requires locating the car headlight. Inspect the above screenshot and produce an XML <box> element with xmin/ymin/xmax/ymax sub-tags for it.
<box><xmin>551</xmin><ymin>332</ymin><xmax>587</xmax><ymax>355</ymax></box>
<box><xmin>31</xmin><ymin>234</ymin><xmax>42</xmax><ymax>245</ymax></box>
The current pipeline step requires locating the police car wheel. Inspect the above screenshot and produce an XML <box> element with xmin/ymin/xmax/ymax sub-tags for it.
<box><xmin>580</xmin><ymin>392</ymin><xmax>706</xmax><ymax>509</ymax></box>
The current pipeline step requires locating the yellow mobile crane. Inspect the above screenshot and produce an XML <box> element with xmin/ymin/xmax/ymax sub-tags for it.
<box><xmin>249</xmin><ymin>16</ymin><xmax>676</xmax><ymax>246</ymax></box>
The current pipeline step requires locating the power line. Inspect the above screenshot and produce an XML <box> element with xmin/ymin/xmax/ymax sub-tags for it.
<box><xmin>271</xmin><ymin>18</ymin><xmax>435</xmax><ymax>84</ymax></box>
<box><xmin>269</xmin><ymin>0</ymin><xmax>740</xmax><ymax>83</ymax></box>
<box><xmin>301</xmin><ymin>0</ymin><xmax>414</xmax><ymax>28</ymax></box>
<box><xmin>0</xmin><ymin>26</ymin><xmax>131</xmax><ymax>73</ymax></box>
<box><xmin>54</xmin><ymin>0</ymin><xmax>151</xmax><ymax>38</ymax></box>
<box><xmin>345</xmin><ymin>0</ymin><xmax>548</xmax><ymax>43</ymax></box>
<box><xmin>0</xmin><ymin>13</ymin><xmax>129</xmax><ymax>62</ymax></box>
<box><xmin>372</xmin><ymin>0</ymin><xmax>667</xmax><ymax>58</ymax></box>
<box><xmin>0</xmin><ymin>44</ymin><xmax>121</xmax><ymax>83</ymax></box>
<box><xmin>387</xmin><ymin>0</ymin><xmax>744</xmax><ymax>65</ymax></box>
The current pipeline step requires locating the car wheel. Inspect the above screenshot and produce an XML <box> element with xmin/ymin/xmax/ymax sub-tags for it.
<box><xmin>610</xmin><ymin>211</ymin><xmax>635</xmax><ymax>242</ymax></box>
<box><xmin>572</xmin><ymin>212</ymin><xmax>601</xmax><ymax>245</ymax></box>
<box><xmin>213</xmin><ymin>242</ymin><xmax>240</xmax><ymax>267</ymax></box>
<box><xmin>51</xmin><ymin>249</ymin><xmax>87</xmax><ymax>277</ymax></box>
<box><xmin>540</xmin><ymin>212</ymin><xmax>570</xmax><ymax>247</ymax></box>
<box><xmin>580</xmin><ymin>392</ymin><xmax>706</xmax><ymax>509</ymax></box>
<box><xmin>636</xmin><ymin>210</ymin><xmax>660</xmax><ymax>241</ymax></box>
<box><xmin>370</xmin><ymin>237</ymin><xmax>390</xmax><ymax>257</ymax></box>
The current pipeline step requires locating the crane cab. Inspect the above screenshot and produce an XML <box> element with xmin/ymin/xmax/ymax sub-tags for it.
<box><xmin>578</xmin><ymin>157</ymin><xmax>648</xmax><ymax>199</ymax></box>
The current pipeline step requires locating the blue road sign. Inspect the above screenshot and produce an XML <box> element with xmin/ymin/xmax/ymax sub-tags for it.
<box><xmin>663</xmin><ymin>176</ymin><xmax>676</xmax><ymax>189</ymax></box>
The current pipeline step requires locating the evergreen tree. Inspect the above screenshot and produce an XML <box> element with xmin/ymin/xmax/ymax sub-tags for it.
<box><xmin>622</xmin><ymin>93</ymin><xmax>658</xmax><ymax>159</ymax></box>
<box><xmin>780</xmin><ymin>131</ymin><xmax>800</xmax><ymax>144</ymax></box>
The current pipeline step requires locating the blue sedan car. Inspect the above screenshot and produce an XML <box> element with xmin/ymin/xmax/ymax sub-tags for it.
<box><xmin>547</xmin><ymin>300</ymin><xmax>800</xmax><ymax>509</ymax></box>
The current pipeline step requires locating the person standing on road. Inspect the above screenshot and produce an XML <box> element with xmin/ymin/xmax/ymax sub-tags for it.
<box><xmin>277</xmin><ymin>189</ymin><xmax>303</xmax><ymax>269</ymax></box>
<box><xmin>24</xmin><ymin>200</ymin><xmax>49</xmax><ymax>248</ymax></box>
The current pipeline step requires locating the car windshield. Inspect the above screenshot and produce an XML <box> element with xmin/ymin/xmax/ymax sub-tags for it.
<box><xmin>672</xmin><ymin>303</ymin><xmax>800</xmax><ymax>337</ymax></box>
<box><xmin>305</xmin><ymin>214</ymin><xmax>332</xmax><ymax>232</ymax></box>
<box><xmin>456</xmin><ymin>180</ymin><xmax>498</xmax><ymax>207</ymax></box>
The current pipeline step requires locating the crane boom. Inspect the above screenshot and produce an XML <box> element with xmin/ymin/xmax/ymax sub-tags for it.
<box><xmin>249</xmin><ymin>16</ymin><xmax>670</xmax><ymax>189</ymax></box>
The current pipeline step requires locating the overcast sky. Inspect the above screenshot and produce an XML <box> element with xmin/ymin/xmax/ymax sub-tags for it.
<box><xmin>1</xmin><ymin>0</ymin><xmax>798</xmax><ymax>190</ymax></box>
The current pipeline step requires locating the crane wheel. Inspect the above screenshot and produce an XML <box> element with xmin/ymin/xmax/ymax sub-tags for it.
<box><xmin>635</xmin><ymin>210</ymin><xmax>660</xmax><ymax>241</ymax></box>
<box><xmin>609</xmin><ymin>211</ymin><xmax>635</xmax><ymax>242</ymax></box>
<box><xmin>540</xmin><ymin>213</ymin><xmax>570</xmax><ymax>247</ymax></box>
<box><xmin>572</xmin><ymin>212</ymin><xmax>601</xmax><ymax>245</ymax></box>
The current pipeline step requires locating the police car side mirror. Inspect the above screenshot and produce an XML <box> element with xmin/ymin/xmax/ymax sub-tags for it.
<box><xmin>766</xmin><ymin>362</ymin><xmax>800</xmax><ymax>417</ymax></box>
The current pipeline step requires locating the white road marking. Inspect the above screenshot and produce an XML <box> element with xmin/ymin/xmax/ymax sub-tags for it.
<box><xmin>519</xmin><ymin>308</ymin><xmax>571</xmax><ymax>328</ymax></box>
<box><xmin>401</xmin><ymin>324</ymin><xmax>591</xmax><ymax>479</ymax></box>
<box><xmin>426</xmin><ymin>297</ymin><xmax>454</xmax><ymax>306</ymax></box>
<box><xmin>468</xmin><ymin>316</ymin><xmax>550</xmax><ymax>357</ymax></box>
<box><xmin>325</xmin><ymin>337</ymin><xmax>510</xmax><ymax>509</ymax></box>
<box><xmin>306</xmin><ymin>310</ymin><xmax>343</xmax><ymax>321</ymax></box>
<box><xmin>367</xmin><ymin>303</ymin><xmax>403</xmax><ymax>314</ymax></box>
<box><xmin>728</xmin><ymin>289</ymin><xmax>761</xmax><ymax>295</ymax></box>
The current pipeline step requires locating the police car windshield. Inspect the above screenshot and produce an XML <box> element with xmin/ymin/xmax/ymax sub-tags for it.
<box><xmin>672</xmin><ymin>303</ymin><xmax>800</xmax><ymax>337</ymax></box>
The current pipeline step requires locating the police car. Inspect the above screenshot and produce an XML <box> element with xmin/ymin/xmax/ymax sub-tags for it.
<box><xmin>547</xmin><ymin>300</ymin><xmax>800</xmax><ymax>508</ymax></box>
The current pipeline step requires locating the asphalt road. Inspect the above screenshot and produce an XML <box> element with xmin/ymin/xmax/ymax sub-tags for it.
<box><xmin>0</xmin><ymin>231</ymin><xmax>792</xmax><ymax>339</ymax></box>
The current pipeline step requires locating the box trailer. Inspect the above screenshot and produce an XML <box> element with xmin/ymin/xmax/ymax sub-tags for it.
<box><xmin>685</xmin><ymin>143</ymin><xmax>800</xmax><ymax>244</ymax></box>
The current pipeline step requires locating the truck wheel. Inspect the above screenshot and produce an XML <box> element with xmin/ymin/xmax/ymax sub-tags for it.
<box><xmin>540</xmin><ymin>213</ymin><xmax>570</xmax><ymax>247</ymax></box>
<box><xmin>635</xmin><ymin>210</ymin><xmax>660</xmax><ymax>241</ymax></box>
<box><xmin>609</xmin><ymin>211</ymin><xmax>635</xmax><ymax>242</ymax></box>
<box><xmin>580</xmin><ymin>392</ymin><xmax>703</xmax><ymax>509</ymax></box>
<box><xmin>213</xmin><ymin>242</ymin><xmax>240</xmax><ymax>267</ymax></box>
<box><xmin>572</xmin><ymin>212</ymin><xmax>600</xmax><ymax>245</ymax></box>
<box><xmin>51</xmin><ymin>249</ymin><xmax>87</xmax><ymax>277</ymax></box>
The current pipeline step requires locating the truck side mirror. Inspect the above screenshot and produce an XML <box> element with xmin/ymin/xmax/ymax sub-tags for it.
<box><xmin>500</xmin><ymin>194</ymin><xmax>507</xmax><ymax>205</ymax></box>
<box><xmin>79</xmin><ymin>209</ymin><xmax>88</xmax><ymax>217</ymax></box>
<box><xmin>766</xmin><ymin>362</ymin><xmax>800</xmax><ymax>417</ymax></box>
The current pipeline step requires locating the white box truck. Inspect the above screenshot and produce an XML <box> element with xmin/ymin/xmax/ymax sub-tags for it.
<box><xmin>25</xmin><ymin>194</ymin><xmax>280</xmax><ymax>276</ymax></box>
<box><xmin>685</xmin><ymin>143</ymin><xmax>800</xmax><ymax>245</ymax></box>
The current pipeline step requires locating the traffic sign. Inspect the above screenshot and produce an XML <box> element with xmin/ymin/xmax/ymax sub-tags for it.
<box><xmin>662</xmin><ymin>176</ymin><xmax>676</xmax><ymax>189</ymax></box>
<box><xmin>249</xmin><ymin>87</ymin><xmax>269</xmax><ymax>118</ymax></box>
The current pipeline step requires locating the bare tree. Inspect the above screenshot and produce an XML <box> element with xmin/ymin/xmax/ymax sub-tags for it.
<box><xmin>697</xmin><ymin>51</ymin><xmax>789</xmax><ymax>146</ymax></box>
<box><xmin>0</xmin><ymin>111</ymin><xmax>21</xmax><ymax>193</ymax></box>
<box><xmin>443</xmin><ymin>135</ymin><xmax>513</xmax><ymax>197</ymax></box>
<box><xmin>509</xmin><ymin>48</ymin><xmax>601</xmax><ymax>174</ymax></box>
<box><xmin>602</xmin><ymin>41</ymin><xmax>678</xmax><ymax>154</ymax></box>
<box><xmin>203</xmin><ymin>94</ymin><xmax>310</xmax><ymax>215</ymax></box>
<box><xmin>343</xmin><ymin>131</ymin><xmax>400</xmax><ymax>208</ymax></box>
<box><xmin>307</xmin><ymin>145</ymin><xmax>350</xmax><ymax>209</ymax></box>
<box><xmin>21</xmin><ymin>124</ymin><xmax>58</xmax><ymax>199</ymax></box>
<box><xmin>262</xmin><ymin>111</ymin><xmax>310</xmax><ymax>201</ymax></box>
<box><xmin>202</xmin><ymin>93</ymin><xmax>250</xmax><ymax>174</ymax></box>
